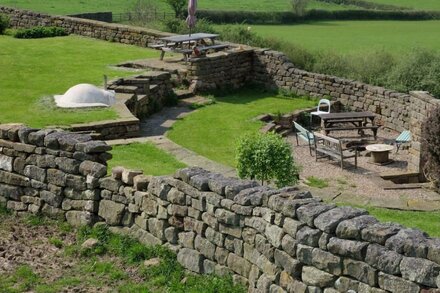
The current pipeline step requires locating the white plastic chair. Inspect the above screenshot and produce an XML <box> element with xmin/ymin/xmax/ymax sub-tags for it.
<box><xmin>310</xmin><ymin>99</ymin><xmax>331</xmax><ymax>127</ymax></box>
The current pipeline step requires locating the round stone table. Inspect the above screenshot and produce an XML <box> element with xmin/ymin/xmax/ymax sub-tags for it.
<box><xmin>366</xmin><ymin>144</ymin><xmax>394</xmax><ymax>164</ymax></box>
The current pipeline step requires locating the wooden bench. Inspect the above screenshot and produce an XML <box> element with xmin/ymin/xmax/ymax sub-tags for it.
<box><xmin>313</xmin><ymin>132</ymin><xmax>358</xmax><ymax>169</ymax></box>
<box><xmin>323</xmin><ymin>125</ymin><xmax>379</xmax><ymax>139</ymax></box>
<box><xmin>160</xmin><ymin>47</ymin><xmax>193</xmax><ymax>61</ymax></box>
<box><xmin>293</xmin><ymin>121</ymin><xmax>314</xmax><ymax>156</ymax></box>
<box><xmin>198</xmin><ymin>44</ymin><xmax>229</xmax><ymax>54</ymax></box>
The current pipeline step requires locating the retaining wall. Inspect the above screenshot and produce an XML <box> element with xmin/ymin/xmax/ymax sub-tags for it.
<box><xmin>2</xmin><ymin>125</ymin><xmax>440</xmax><ymax>292</ymax></box>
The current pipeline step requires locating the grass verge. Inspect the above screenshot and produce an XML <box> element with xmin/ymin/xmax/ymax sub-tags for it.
<box><xmin>108</xmin><ymin>142</ymin><xmax>186</xmax><ymax>176</ymax></box>
<box><xmin>167</xmin><ymin>88</ymin><xmax>317</xmax><ymax>167</ymax></box>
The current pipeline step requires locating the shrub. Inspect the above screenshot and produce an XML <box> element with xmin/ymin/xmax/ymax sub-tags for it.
<box><xmin>14</xmin><ymin>26</ymin><xmax>68</xmax><ymax>39</ymax></box>
<box><xmin>422</xmin><ymin>107</ymin><xmax>440</xmax><ymax>189</ymax></box>
<box><xmin>165</xmin><ymin>0</ymin><xmax>186</xmax><ymax>19</ymax></box>
<box><xmin>163</xmin><ymin>18</ymin><xmax>217</xmax><ymax>34</ymax></box>
<box><xmin>385</xmin><ymin>48</ymin><xmax>440</xmax><ymax>97</ymax></box>
<box><xmin>0</xmin><ymin>13</ymin><xmax>9</xmax><ymax>35</ymax></box>
<box><xmin>292</xmin><ymin>0</ymin><xmax>309</xmax><ymax>16</ymax></box>
<box><xmin>236</xmin><ymin>132</ymin><xmax>299</xmax><ymax>187</ymax></box>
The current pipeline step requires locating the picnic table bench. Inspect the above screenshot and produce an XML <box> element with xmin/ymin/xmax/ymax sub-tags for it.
<box><xmin>152</xmin><ymin>33</ymin><xmax>227</xmax><ymax>61</ymax></box>
<box><xmin>314</xmin><ymin>132</ymin><xmax>358</xmax><ymax>169</ymax></box>
<box><xmin>293</xmin><ymin>121</ymin><xmax>314</xmax><ymax>156</ymax></box>
<box><xmin>319</xmin><ymin>111</ymin><xmax>379</xmax><ymax>139</ymax></box>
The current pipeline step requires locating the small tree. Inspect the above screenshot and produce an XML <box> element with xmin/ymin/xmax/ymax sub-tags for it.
<box><xmin>0</xmin><ymin>14</ymin><xmax>9</xmax><ymax>35</ymax></box>
<box><xmin>129</xmin><ymin>0</ymin><xmax>158</xmax><ymax>25</ymax></box>
<box><xmin>165</xmin><ymin>0</ymin><xmax>187</xmax><ymax>19</ymax></box>
<box><xmin>291</xmin><ymin>0</ymin><xmax>309</xmax><ymax>16</ymax></box>
<box><xmin>422</xmin><ymin>106</ymin><xmax>440</xmax><ymax>189</ymax></box>
<box><xmin>236</xmin><ymin>132</ymin><xmax>299</xmax><ymax>187</ymax></box>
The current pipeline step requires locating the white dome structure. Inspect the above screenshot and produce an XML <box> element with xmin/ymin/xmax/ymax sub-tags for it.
<box><xmin>54</xmin><ymin>84</ymin><xmax>116</xmax><ymax>108</ymax></box>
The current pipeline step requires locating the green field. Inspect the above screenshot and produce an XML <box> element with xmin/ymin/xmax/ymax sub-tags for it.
<box><xmin>167</xmin><ymin>89</ymin><xmax>316</xmax><ymax>167</ymax></box>
<box><xmin>367</xmin><ymin>0</ymin><xmax>440</xmax><ymax>11</ymax></box>
<box><xmin>0</xmin><ymin>0</ymin><xmax>356</xmax><ymax>14</ymax></box>
<box><xmin>245</xmin><ymin>20</ymin><xmax>440</xmax><ymax>54</ymax></box>
<box><xmin>0</xmin><ymin>34</ymin><xmax>158</xmax><ymax>127</ymax></box>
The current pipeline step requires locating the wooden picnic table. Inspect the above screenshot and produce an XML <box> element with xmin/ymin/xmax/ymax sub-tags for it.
<box><xmin>154</xmin><ymin>33</ymin><xmax>225</xmax><ymax>61</ymax></box>
<box><xmin>318</xmin><ymin>111</ymin><xmax>379</xmax><ymax>138</ymax></box>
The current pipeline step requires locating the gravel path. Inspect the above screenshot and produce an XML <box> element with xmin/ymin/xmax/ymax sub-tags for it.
<box><xmin>289</xmin><ymin>128</ymin><xmax>440</xmax><ymax>211</ymax></box>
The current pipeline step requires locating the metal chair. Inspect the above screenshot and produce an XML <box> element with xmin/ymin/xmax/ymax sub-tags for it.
<box><xmin>310</xmin><ymin>99</ymin><xmax>331</xmax><ymax>127</ymax></box>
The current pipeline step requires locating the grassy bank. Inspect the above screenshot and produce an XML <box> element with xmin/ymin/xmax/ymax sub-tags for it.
<box><xmin>0</xmin><ymin>34</ymin><xmax>157</xmax><ymax>127</ymax></box>
<box><xmin>167</xmin><ymin>89</ymin><xmax>316</xmax><ymax>167</ymax></box>
<box><xmin>108</xmin><ymin>143</ymin><xmax>186</xmax><ymax>176</ymax></box>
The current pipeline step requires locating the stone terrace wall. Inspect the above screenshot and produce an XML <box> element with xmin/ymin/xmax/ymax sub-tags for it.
<box><xmin>253</xmin><ymin>49</ymin><xmax>440</xmax><ymax>172</ymax></box>
<box><xmin>0</xmin><ymin>6</ymin><xmax>170</xmax><ymax>46</ymax></box>
<box><xmin>2</xmin><ymin>125</ymin><xmax>440</xmax><ymax>292</ymax></box>
<box><xmin>0</xmin><ymin>124</ymin><xmax>111</xmax><ymax>225</ymax></box>
<box><xmin>187</xmin><ymin>49</ymin><xmax>254</xmax><ymax>92</ymax></box>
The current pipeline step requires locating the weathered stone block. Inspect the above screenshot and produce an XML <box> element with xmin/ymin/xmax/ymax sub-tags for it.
<box><xmin>0</xmin><ymin>154</ymin><xmax>13</xmax><ymax>172</ymax></box>
<box><xmin>265</xmin><ymin>224</ymin><xmax>284</xmax><ymax>248</ymax></box>
<box><xmin>177</xmin><ymin>248</ymin><xmax>204</xmax><ymax>273</ymax></box>
<box><xmin>327</xmin><ymin>237</ymin><xmax>368</xmax><ymax>261</ymax></box>
<box><xmin>296</xmin><ymin>226</ymin><xmax>322</xmax><ymax>247</ymax></box>
<box><xmin>365</xmin><ymin>244</ymin><xmax>402</xmax><ymax>275</ymax></box>
<box><xmin>400</xmin><ymin>257</ymin><xmax>440</xmax><ymax>287</ymax></box>
<box><xmin>343</xmin><ymin>258</ymin><xmax>377</xmax><ymax>286</ymax></box>
<box><xmin>378</xmin><ymin>272</ymin><xmax>420</xmax><ymax>293</ymax></box>
<box><xmin>314</xmin><ymin>207</ymin><xmax>367</xmax><ymax>234</ymax></box>
<box><xmin>228</xmin><ymin>253</ymin><xmax>252</xmax><ymax>277</ymax></box>
<box><xmin>274</xmin><ymin>249</ymin><xmax>301</xmax><ymax>277</ymax></box>
<box><xmin>65</xmin><ymin>210</ymin><xmax>94</xmax><ymax>226</ymax></box>
<box><xmin>302</xmin><ymin>266</ymin><xmax>336</xmax><ymax>288</ymax></box>
<box><xmin>283</xmin><ymin>217</ymin><xmax>304</xmax><ymax>237</ymax></box>
<box><xmin>336</xmin><ymin>215</ymin><xmax>378</xmax><ymax>240</ymax></box>
<box><xmin>205</xmin><ymin>227</ymin><xmax>224</xmax><ymax>247</ymax></box>
<box><xmin>98</xmin><ymin>200</ymin><xmax>125</xmax><ymax>225</ymax></box>
<box><xmin>195</xmin><ymin>235</ymin><xmax>216</xmax><ymax>260</ymax></box>
<box><xmin>148</xmin><ymin>218</ymin><xmax>168</xmax><ymax>241</ymax></box>
<box><xmin>361</xmin><ymin>222</ymin><xmax>402</xmax><ymax>245</ymax></box>
<box><xmin>311</xmin><ymin>248</ymin><xmax>342</xmax><ymax>276</ymax></box>
<box><xmin>296</xmin><ymin>203</ymin><xmax>335</xmax><ymax>227</ymax></box>
<box><xmin>79</xmin><ymin>160</ymin><xmax>107</xmax><ymax>178</ymax></box>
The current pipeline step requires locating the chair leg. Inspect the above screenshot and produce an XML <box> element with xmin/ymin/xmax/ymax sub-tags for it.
<box><xmin>340</xmin><ymin>159</ymin><xmax>344</xmax><ymax>169</ymax></box>
<box><xmin>355</xmin><ymin>151</ymin><xmax>358</xmax><ymax>169</ymax></box>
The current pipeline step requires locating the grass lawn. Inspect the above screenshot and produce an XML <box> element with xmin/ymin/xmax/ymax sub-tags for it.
<box><xmin>0</xmin><ymin>0</ymin><xmax>357</xmax><ymax>14</ymax></box>
<box><xmin>366</xmin><ymin>207</ymin><xmax>440</xmax><ymax>238</ymax></box>
<box><xmin>0</xmin><ymin>34</ymin><xmax>158</xmax><ymax>128</ymax></box>
<box><xmin>167</xmin><ymin>89</ymin><xmax>316</xmax><ymax>167</ymax></box>
<box><xmin>108</xmin><ymin>143</ymin><xmax>186</xmax><ymax>176</ymax></box>
<box><xmin>243</xmin><ymin>20</ymin><xmax>440</xmax><ymax>54</ymax></box>
<box><xmin>366</xmin><ymin>0</ymin><xmax>440</xmax><ymax>11</ymax></box>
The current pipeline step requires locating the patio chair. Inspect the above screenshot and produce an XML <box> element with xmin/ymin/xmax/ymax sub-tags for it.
<box><xmin>310</xmin><ymin>99</ymin><xmax>331</xmax><ymax>127</ymax></box>
<box><xmin>293</xmin><ymin>121</ymin><xmax>315</xmax><ymax>156</ymax></box>
<box><xmin>395</xmin><ymin>130</ymin><xmax>411</xmax><ymax>152</ymax></box>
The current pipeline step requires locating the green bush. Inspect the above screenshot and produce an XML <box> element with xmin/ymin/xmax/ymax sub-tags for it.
<box><xmin>385</xmin><ymin>48</ymin><xmax>440</xmax><ymax>97</ymax></box>
<box><xmin>318</xmin><ymin>0</ymin><xmax>409</xmax><ymax>11</ymax></box>
<box><xmin>0</xmin><ymin>13</ymin><xmax>9</xmax><ymax>35</ymax></box>
<box><xmin>14</xmin><ymin>26</ymin><xmax>68</xmax><ymax>39</ymax></box>
<box><xmin>163</xmin><ymin>18</ymin><xmax>217</xmax><ymax>34</ymax></box>
<box><xmin>236</xmin><ymin>132</ymin><xmax>299</xmax><ymax>187</ymax></box>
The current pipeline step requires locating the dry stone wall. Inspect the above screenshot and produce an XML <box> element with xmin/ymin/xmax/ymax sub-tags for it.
<box><xmin>0</xmin><ymin>6</ymin><xmax>170</xmax><ymax>46</ymax></box>
<box><xmin>187</xmin><ymin>49</ymin><xmax>254</xmax><ymax>92</ymax></box>
<box><xmin>2</xmin><ymin>125</ymin><xmax>440</xmax><ymax>292</ymax></box>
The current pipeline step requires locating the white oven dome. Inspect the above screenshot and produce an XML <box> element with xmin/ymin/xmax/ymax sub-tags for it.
<box><xmin>54</xmin><ymin>84</ymin><xmax>116</xmax><ymax>108</ymax></box>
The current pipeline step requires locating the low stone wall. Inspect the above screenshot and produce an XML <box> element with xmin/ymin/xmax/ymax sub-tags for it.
<box><xmin>2</xmin><ymin>125</ymin><xmax>440</xmax><ymax>292</ymax></box>
<box><xmin>0</xmin><ymin>6</ymin><xmax>170</xmax><ymax>46</ymax></box>
<box><xmin>187</xmin><ymin>49</ymin><xmax>254</xmax><ymax>92</ymax></box>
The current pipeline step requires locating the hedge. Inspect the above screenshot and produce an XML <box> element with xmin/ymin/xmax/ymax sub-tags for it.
<box><xmin>14</xmin><ymin>26</ymin><xmax>68</xmax><ymax>39</ymax></box>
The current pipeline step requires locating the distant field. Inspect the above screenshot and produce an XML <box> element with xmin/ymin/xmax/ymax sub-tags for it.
<box><xmin>366</xmin><ymin>0</ymin><xmax>440</xmax><ymax>11</ymax></box>
<box><xmin>0</xmin><ymin>0</ymin><xmax>355</xmax><ymax>15</ymax></box>
<box><xmin>244</xmin><ymin>20</ymin><xmax>440</xmax><ymax>54</ymax></box>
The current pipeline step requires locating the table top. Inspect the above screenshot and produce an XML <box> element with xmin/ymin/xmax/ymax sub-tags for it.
<box><xmin>319</xmin><ymin>111</ymin><xmax>375</xmax><ymax>120</ymax></box>
<box><xmin>159</xmin><ymin>33</ymin><xmax>219</xmax><ymax>43</ymax></box>
<box><xmin>366</xmin><ymin>144</ymin><xmax>394</xmax><ymax>152</ymax></box>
